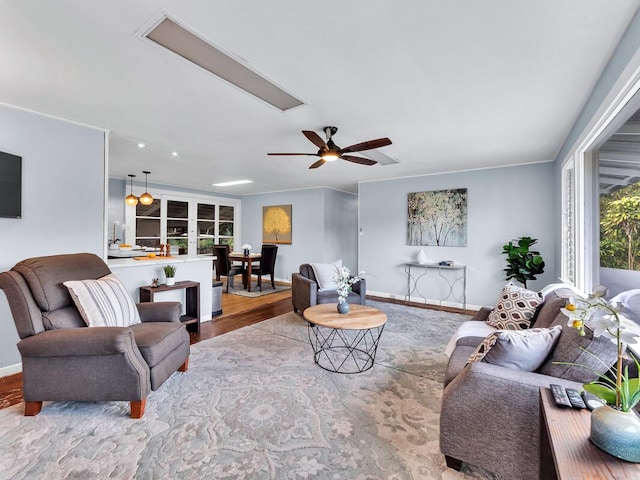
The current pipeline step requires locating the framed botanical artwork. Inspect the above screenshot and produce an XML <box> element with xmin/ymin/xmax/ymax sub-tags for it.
<box><xmin>262</xmin><ymin>204</ymin><xmax>292</xmax><ymax>244</ymax></box>
<box><xmin>407</xmin><ymin>188</ymin><xmax>467</xmax><ymax>246</ymax></box>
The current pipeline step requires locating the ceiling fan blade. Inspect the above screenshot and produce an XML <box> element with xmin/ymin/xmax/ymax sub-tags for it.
<box><xmin>341</xmin><ymin>155</ymin><xmax>377</xmax><ymax>166</ymax></box>
<box><xmin>341</xmin><ymin>137</ymin><xmax>392</xmax><ymax>153</ymax></box>
<box><xmin>268</xmin><ymin>152</ymin><xmax>318</xmax><ymax>156</ymax></box>
<box><xmin>309</xmin><ymin>159</ymin><xmax>326</xmax><ymax>169</ymax></box>
<box><xmin>302</xmin><ymin>130</ymin><xmax>327</xmax><ymax>149</ymax></box>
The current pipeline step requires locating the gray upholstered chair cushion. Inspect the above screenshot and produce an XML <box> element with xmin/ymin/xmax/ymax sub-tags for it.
<box><xmin>538</xmin><ymin>312</ymin><xmax>618</xmax><ymax>382</ymax></box>
<box><xmin>131</xmin><ymin>322</ymin><xmax>189</xmax><ymax>368</ymax></box>
<box><xmin>13</xmin><ymin>253</ymin><xmax>111</xmax><ymax>312</ymax></box>
<box><xmin>531</xmin><ymin>288</ymin><xmax>575</xmax><ymax>328</ymax></box>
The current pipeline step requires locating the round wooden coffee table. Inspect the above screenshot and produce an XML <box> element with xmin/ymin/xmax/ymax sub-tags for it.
<box><xmin>303</xmin><ymin>304</ymin><xmax>387</xmax><ymax>374</ymax></box>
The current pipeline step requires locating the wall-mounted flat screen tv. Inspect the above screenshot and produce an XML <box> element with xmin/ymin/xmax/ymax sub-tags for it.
<box><xmin>0</xmin><ymin>151</ymin><xmax>22</xmax><ymax>218</ymax></box>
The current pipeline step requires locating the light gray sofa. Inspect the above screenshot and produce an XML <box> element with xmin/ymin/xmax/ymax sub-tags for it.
<box><xmin>440</xmin><ymin>286</ymin><xmax>626</xmax><ymax>480</ymax></box>
<box><xmin>292</xmin><ymin>263</ymin><xmax>366</xmax><ymax>313</ymax></box>
<box><xmin>0</xmin><ymin>253</ymin><xmax>190</xmax><ymax>418</ymax></box>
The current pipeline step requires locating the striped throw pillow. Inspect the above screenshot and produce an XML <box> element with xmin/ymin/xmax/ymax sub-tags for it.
<box><xmin>64</xmin><ymin>273</ymin><xmax>141</xmax><ymax>327</ymax></box>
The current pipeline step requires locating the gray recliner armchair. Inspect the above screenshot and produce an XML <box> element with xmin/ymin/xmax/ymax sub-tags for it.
<box><xmin>292</xmin><ymin>263</ymin><xmax>366</xmax><ymax>313</ymax></box>
<box><xmin>0</xmin><ymin>253</ymin><xmax>190</xmax><ymax>418</ymax></box>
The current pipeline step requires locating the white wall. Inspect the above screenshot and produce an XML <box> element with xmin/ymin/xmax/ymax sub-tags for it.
<box><xmin>359</xmin><ymin>162</ymin><xmax>557</xmax><ymax>308</ymax></box>
<box><xmin>241</xmin><ymin>188</ymin><xmax>359</xmax><ymax>281</ymax></box>
<box><xmin>0</xmin><ymin>103</ymin><xmax>106</xmax><ymax>370</ymax></box>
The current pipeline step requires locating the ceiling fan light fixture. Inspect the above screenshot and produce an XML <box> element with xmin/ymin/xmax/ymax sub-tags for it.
<box><xmin>125</xmin><ymin>174</ymin><xmax>139</xmax><ymax>206</ymax></box>
<box><xmin>139</xmin><ymin>171</ymin><xmax>154</xmax><ymax>205</ymax></box>
<box><xmin>321</xmin><ymin>153</ymin><xmax>340</xmax><ymax>161</ymax></box>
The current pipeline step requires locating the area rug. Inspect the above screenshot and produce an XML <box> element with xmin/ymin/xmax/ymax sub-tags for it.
<box><xmin>227</xmin><ymin>282</ymin><xmax>291</xmax><ymax>298</ymax></box>
<box><xmin>0</xmin><ymin>301</ymin><xmax>496</xmax><ymax>480</ymax></box>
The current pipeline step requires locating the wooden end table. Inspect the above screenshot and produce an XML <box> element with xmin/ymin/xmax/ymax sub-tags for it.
<box><xmin>139</xmin><ymin>280</ymin><xmax>200</xmax><ymax>334</ymax></box>
<box><xmin>303</xmin><ymin>304</ymin><xmax>387</xmax><ymax>374</ymax></box>
<box><xmin>539</xmin><ymin>386</ymin><xmax>640</xmax><ymax>479</ymax></box>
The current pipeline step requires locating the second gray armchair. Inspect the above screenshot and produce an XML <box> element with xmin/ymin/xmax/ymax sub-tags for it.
<box><xmin>292</xmin><ymin>263</ymin><xmax>366</xmax><ymax>313</ymax></box>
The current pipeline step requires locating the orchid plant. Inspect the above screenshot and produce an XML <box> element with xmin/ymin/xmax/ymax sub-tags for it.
<box><xmin>333</xmin><ymin>266</ymin><xmax>361</xmax><ymax>304</ymax></box>
<box><xmin>561</xmin><ymin>286</ymin><xmax>640</xmax><ymax>412</ymax></box>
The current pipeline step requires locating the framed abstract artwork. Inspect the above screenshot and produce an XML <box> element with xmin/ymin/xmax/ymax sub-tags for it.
<box><xmin>407</xmin><ymin>188</ymin><xmax>467</xmax><ymax>246</ymax></box>
<box><xmin>262</xmin><ymin>204</ymin><xmax>292</xmax><ymax>244</ymax></box>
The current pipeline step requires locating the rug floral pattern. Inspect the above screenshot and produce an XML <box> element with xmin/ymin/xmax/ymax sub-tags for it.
<box><xmin>0</xmin><ymin>301</ymin><xmax>496</xmax><ymax>479</ymax></box>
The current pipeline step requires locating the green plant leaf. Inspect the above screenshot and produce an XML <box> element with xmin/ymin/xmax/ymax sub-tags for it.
<box><xmin>584</xmin><ymin>383</ymin><xmax>617</xmax><ymax>404</ymax></box>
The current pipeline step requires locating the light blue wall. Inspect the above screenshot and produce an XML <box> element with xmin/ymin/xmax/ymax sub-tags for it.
<box><xmin>241</xmin><ymin>188</ymin><xmax>358</xmax><ymax>281</ymax></box>
<box><xmin>0</xmin><ymin>104</ymin><xmax>106</xmax><ymax>368</ymax></box>
<box><xmin>552</xmin><ymin>10</ymin><xmax>640</xmax><ymax>281</ymax></box>
<box><xmin>359</xmin><ymin>162</ymin><xmax>556</xmax><ymax>307</ymax></box>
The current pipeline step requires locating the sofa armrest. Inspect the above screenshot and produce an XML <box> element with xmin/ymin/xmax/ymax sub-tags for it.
<box><xmin>469</xmin><ymin>306</ymin><xmax>492</xmax><ymax>322</ymax></box>
<box><xmin>352</xmin><ymin>278</ymin><xmax>366</xmax><ymax>303</ymax></box>
<box><xmin>440</xmin><ymin>361</ymin><xmax>581</xmax><ymax>480</ymax></box>
<box><xmin>17</xmin><ymin>327</ymin><xmax>139</xmax><ymax>357</ymax></box>
<box><xmin>137</xmin><ymin>302</ymin><xmax>182</xmax><ymax>323</ymax></box>
<box><xmin>292</xmin><ymin>273</ymin><xmax>317</xmax><ymax>312</ymax></box>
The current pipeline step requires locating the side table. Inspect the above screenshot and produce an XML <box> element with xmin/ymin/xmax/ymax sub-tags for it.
<box><xmin>539</xmin><ymin>386</ymin><xmax>640</xmax><ymax>479</ymax></box>
<box><xmin>139</xmin><ymin>280</ymin><xmax>201</xmax><ymax>334</ymax></box>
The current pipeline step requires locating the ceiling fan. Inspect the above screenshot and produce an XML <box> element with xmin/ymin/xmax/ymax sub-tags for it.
<box><xmin>268</xmin><ymin>126</ymin><xmax>392</xmax><ymax>169</ymax></box>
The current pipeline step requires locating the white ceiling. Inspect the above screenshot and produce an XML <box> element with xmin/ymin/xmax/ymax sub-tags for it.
<box><xmin>1</xmin><ymin>1</ymin><xmax>639</xmax><ymax>194</ymax></box>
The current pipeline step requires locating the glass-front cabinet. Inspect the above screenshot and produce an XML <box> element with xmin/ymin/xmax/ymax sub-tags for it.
<box><xmin>126</xmin><ymin>192</ymin><xmax>239</xmax><ymax>255</ymax></box>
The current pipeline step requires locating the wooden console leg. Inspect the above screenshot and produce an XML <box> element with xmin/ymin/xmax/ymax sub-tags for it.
<box><xmin>178</xmin><ymin>358</ymin><xmax>189</xmax><ymax>372</ymax></box>
<box><xmin>445</xmin><ymin>455</ymin><xmax>462</xmax><ymax>471</ymax></box>
<box><xmin>24</xmin><ymin>401</ymin><xmax>42</xmax><ymax>416</ymax></box>
<box><xmin>130</xmin><ymin>399</ymin><xmax>146</xmax><ymax>419</ymax></box>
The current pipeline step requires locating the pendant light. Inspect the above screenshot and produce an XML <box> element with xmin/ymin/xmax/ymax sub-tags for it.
<box><xmin>125</xmin><ymin>174</ymin><xmax>138</xmax><ymax>206</ymax></box>
<box><xmin>139</xmin><ymin>170</ymin><xmax>154</xmax><ymax>206</ymax></box>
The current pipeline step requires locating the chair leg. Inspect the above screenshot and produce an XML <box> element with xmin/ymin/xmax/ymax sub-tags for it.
<box><xmin>130</xmin><ymin>399</ymin><xmax>146</xmax><ymax>419</ymax></box>
<box><xmin>258</xmin><ymin>273</ymin><xmax>262</xmax><ymax>291</ymax></box>
<box><xmin>271</xmin><ymin>273</ymin><xmax>275</xmax><ymax>289</ymax></box>
<box><xmin>178</xmin><ymin>357</ymin><xmax>189</xmax><ymax>372</ymax></box>
<box><xmin>24</xmin><ymin>401</ymin><xmax>42</xmax><ymax>416</ymax></box>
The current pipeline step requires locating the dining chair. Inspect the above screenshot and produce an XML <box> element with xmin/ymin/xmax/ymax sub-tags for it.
<box><xmin>212</xmin><ymin>245</ymin><xmax>245</xmax><ymax>293</ymax></box>
<box><xmin>256</xmin><ymin>244</ymin><xmax>278</xmax><ymax>291</ymax></box>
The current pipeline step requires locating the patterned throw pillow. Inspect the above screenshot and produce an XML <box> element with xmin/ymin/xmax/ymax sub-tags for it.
<box><xmin>467</xmin><ymin>326</ymin><xmax>562</xmax><ymax>371</ymax></box>
<box><xmin>64</xmin><ymin>273</ymin><xmax>141</xmax><ymax>327</ymax></box>
<box><xmin>487</xmin><ymin>283</ymin><xmax>543</xmax><ymax>330</ymax></box>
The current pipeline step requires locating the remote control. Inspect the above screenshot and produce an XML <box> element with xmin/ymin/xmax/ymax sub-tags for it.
<box><xmin>550</xmin><ymin>384</ymin><xmax>572</xmax><ymax>407</ymax></box>
<box><xmin>581</xmin><ymin>390</ymin><xmax>606</xmax><ymax>411</ymax></box>
<box><xmin>566</xmin><ymin>388</ymin><xmax>586</xmax><ymax>409</ymax></box>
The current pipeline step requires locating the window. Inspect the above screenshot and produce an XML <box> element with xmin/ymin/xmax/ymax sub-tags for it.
<box><xmin>135</xmin><ymin>199</ymin><xmax>161</xmax><ymax>248</ymax></box>
<box><xmin>127</xmin><ymin>190</ymin><xmax>240</xmax><ymax>255</ymax></box>
<box><xmin>167</xmin><ymin>200</ymin><xmax>189</xmax><ymax>254</ymax></box>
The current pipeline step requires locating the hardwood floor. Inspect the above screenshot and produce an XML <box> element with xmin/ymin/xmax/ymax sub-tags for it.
<box><xmin>0</xmin><ymin>288</ymin><xmax>472</xmax><ymax>412</ymax></box>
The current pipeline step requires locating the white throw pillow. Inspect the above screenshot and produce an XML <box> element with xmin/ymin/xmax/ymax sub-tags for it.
<box><xmin>310</xmin><ymin>259</ymin><xmax>343</xmax><ymax>291</ymax></box>
<box><xmin>64</xmin><ymin>273</ymin><xmax>141</xmax><ymax>327</ymax></box>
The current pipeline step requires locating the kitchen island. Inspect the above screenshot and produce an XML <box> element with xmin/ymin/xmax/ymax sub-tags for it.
<box><xmin>108</xmin><ymin>255</ymin><xmax>214</xmax><ymax>324</ymax></box>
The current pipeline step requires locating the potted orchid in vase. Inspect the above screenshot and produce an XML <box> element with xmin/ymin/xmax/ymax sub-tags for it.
<box><xmin>561</xmin><ymin>286</ymin><xmax>640</xmax><ymax>462</ymax></box>
<box><xmin>333</xmin><ymin>266</ymin><xmax>361</xmax><ymax>314</ymax></box>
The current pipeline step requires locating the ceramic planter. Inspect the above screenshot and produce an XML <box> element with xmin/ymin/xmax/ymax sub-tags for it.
<box><xmin>590</xmin><ymin>405</ymin><xmax>640</xmax><ymax>463</ymax></box>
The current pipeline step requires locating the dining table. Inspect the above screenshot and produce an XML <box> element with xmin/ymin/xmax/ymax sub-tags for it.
<box><xmin>229</xmin><ymin>252</ymin><xmax>262</xmax><ymax>292</ymax></box>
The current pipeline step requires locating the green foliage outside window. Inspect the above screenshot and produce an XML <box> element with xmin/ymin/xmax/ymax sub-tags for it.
<box><xmin>600</xmin><ymin>182</ymin><xmax>640</xmax><ymax>271</ymax></box>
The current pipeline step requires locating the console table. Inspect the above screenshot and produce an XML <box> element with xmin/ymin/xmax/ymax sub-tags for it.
<box><xmin>139</xmin><ymin>280</ymin><xmax>201</xmax><ymax>334</ymax></box>
<box><xmin>404</xmin><ymin>262</ymin><xmax>466</xmax><ymax>309</ymax></box>
<box><xmin>539</xmin><ymin>387</ymin><xmax>640</xmax><ymax>479</ymax></box>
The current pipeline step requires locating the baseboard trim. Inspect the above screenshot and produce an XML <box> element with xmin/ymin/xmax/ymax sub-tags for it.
<box><xmin>367</xmin><ymin>290</ymin><xmax>481</xmax><ymax>312</ymax></box>
<box><xmin>0</xmin><ymin>362</ymin><xmax>22</xmax><ymax>378</ymax></box>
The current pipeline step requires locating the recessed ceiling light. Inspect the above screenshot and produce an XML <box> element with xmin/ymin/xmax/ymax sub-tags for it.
<box><xmin>171</xmin><ymin>151</ymin><xmax>178</xmax><ymax>157</ymax></box>
<box><xmin>212</xmin><ymin>179</ymin><xmax>253</xmax><ymax>187</ymax></box>
<box><xmin>137</xmin><ymin>143</ymin><xmax>147</xmax><ymax>149</ymax></box>
<box><xmin>143</xmin><ymin>16</ymin><xmax>304</xmax><ymax>111</ymax></box>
